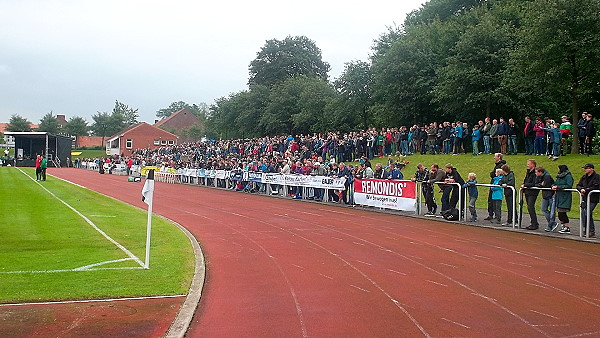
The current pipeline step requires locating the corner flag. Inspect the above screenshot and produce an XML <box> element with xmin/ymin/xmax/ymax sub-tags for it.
<box><xmin>142</xmin><ymin>170</ymin><xmax>155</xmax><ymax>205</ymax></box>
<box><xmin>142</xmin><ymin>169</ymin><xmax>155</xmax><ymax>269</ymax></box>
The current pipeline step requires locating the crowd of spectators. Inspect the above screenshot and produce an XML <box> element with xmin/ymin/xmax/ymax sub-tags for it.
<box><xmin>72</xmin><ymin>114</ymin><xmax>598</xmax><ymax>236</ymax></box>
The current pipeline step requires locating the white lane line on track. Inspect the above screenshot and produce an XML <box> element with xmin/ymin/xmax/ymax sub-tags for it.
<box><xmin>554</xmin><ymin>270</ymin><xmax>580</xmax><ymax>277</ymax></box>
<box><xmin>353</xmin><ymin>242</ymin><xmax>365</xmax><ymax>246</ymax></box>
<box><xmin>439</xmin><ymin>263</ymin><xmax>458</xmax><ymax>268</ymax></box>
<box><xmin>291</xmin><ymin>264</ymin><xmax>305</xmax><ymax>270</ymax></box>
<box><xmin>509</xmin><ymin>262</ymin><xmax>533</xmax><ymax>268</ymax></box>
<box><xmin>441</xmin><ymin>317</ymin><xmax>470</xmax><ymax>329</ymax></box>
<box><xmin>356</xmin><ymin>260</ymin><xmax>372</xmax><ymax>266</ymax></box>
<box><xmin>350</xmin><ymin>285</ymin><xmax>370</xmax><ymax>293</ymax></box>
<box><xmin>426</xmin><ymin>280</ymin><xmax>448</xmax><ymax>287</ymax></box>
<box><xmin>478</xmin><ymin>271</ymin><xmax>500</xmax><ymax>278</ymax></box>
<box><xmin>525</xmin><ymin>283</ymin><xmax>550</xmax><ymax>289</ymax></box>
<box><xmin>529</xmin><ymin>309</ymin><xmax>559</xmax><ymax>319</ymax></box>
<box><xmin>388</xmin><ymin>269</ymin><xmax>407</xmax><ymax>276</ymax></box>
<box><xmin>0</xmin><ymin>295</ymin><xmax>186</xmax><ymax>307</ymax></box>
<box><xmin>332</xmin><ymin>237</ymin><xmax>344</xmax><ymax>241</ymax></box>
<box><xmin>319</xmin><ymin>273</ymin><xmax>333</xmax><ymax>280</ymax></box>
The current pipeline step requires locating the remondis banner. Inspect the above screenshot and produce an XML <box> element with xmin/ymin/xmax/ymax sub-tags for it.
<box><xmin>353</xmin><ymin>178</ymin><xmax>417</xmax><ymax>211</ymax></box>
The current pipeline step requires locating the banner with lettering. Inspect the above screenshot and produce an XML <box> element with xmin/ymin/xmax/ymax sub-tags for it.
<box><xmin>261</xmin><ymin>174</ymin><xmax>345</xmax><ymax>189</ymax></box>
<box><xmin>353</xmin><ymin>178</ymin><xmax>417</xmax><ymax>211</ymax></box>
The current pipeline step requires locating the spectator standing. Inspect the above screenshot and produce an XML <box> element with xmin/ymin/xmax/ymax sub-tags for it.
<box><xmin>577</xmin><ymin>112</ymin><xmax>588</xmax><ymax>154</ymax></box>
<box><xmin>497</xmin><ymin>117</ymin><xmax>508</xmax><ymax>154</ymax></box>
<box><xmin>507</xmin><ymin>118</ymin><xmax>518</xmax><ymax>155</ymax></box>
<box><xmin>489</xmin><ymin>119</ymin><xmax>499</xmax><ymax>153</ymax></box>
<box><xmin>471</xmin><ymin>125</ymin><xmax>481</xmax><ymax>156</ymax></box>
<box><xmin>484</xmin><ymin>153</ymin><xmax>506</xmax><ymax>221</ymax></box>
<box><xmin>552</xmin><ymin>165</ymin><xmax>574</xmax><ymax>234</ymax></box>
<box><xmin>521</xmin><ymin>159</ymin><xmax>541</xmax><ymax>230</ymax></box>
<box><xmin>523</xmin><ymin>116</ymin><xmax>535</xmax><ymax>155</ymax></box>
<box><xmin>576</xmin><ymin>163</ymin><xmax>600</xmax><ymax>237</ymax></box>
<box><xmin>559</xmin><ymin>116</ymin><xmax>571</xmax><ymax>156</ymax></box>
<box><xmin>533</xmin><ymin>118</ymin><xmax>546</xmax><ymax>156</ymax></box>
<box><xmin>584</xmin><ymin>114</ymin><xmax>595</xmax><ymax>155</ymax></box>
<box><xmin>463</xmin><ymin>173</ymin><xmax>478</xmax><ymax>222</ymax></box>
<box><xmin>490</xmin><ymin>169</ymin><xmax>504</xmax><ymax>224</ymax></box>
<box><xmin>482</xmin><ymin>117</ymin><xmax>492</xmax><ymax>154</ymax></box>
<box><xmin>536</xmin><ymin>166</ymin><xmax>556</xmax><ymax>230</ymax></box>
<box><xmin>443</xmin><ymin>163</ymin><xmax>465</xmax><ymax>212</ymax></box>
<box><xmin>543</xmin><ymin>122</ymin><xmax>561</xmax><ymax>161</ymax></box>
<box><xmin>425</xmin><ymin>163</ymin><xmax>445</xmax><ymax>216</ymax></box>
<box><xmin>500</xmin><ymin>164</ymin><xmax>516</xmax><ymax>226</ymax></box>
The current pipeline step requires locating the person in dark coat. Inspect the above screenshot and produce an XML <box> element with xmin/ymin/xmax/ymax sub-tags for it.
<box><xmin>536</xmin><ymin>166</ymin><xmax>556</xmax><ymax>230</ymax></box>
<box><xmin>521</xmin><ymin>159</ymin><xmax>541</xmax><ymax>230</ymax></box>
<box><xmin>552</xmin><ymin>165</ymin><xmax>574</xmax><ymax>234</ymax></box>
<box><xmin>576</xmin><ymin>163</ymin><xmax>600</xmax><ymax>237</ymax></box>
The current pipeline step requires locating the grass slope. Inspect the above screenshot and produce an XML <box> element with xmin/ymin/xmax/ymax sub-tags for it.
<box><xmin>0</xmin><ymin>167</ymin><xmax>194</xmax><ymax>303</ymax></box>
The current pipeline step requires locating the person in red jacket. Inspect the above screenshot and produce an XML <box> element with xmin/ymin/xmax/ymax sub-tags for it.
<box><xmin>35</xmin><ymin>154</ymin><xmax>42</xmax><ymax>181</ymax></box>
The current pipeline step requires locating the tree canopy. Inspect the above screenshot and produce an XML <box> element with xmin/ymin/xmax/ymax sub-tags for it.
<box><xmin>248</xmin><ymin>36</ymin><xmax>330</xmax><ymax>88</ymax></box>
<box><xmin>6</xmin><ymin>114</ymin><xmax>32</xmax><ymax>132</ymax></box>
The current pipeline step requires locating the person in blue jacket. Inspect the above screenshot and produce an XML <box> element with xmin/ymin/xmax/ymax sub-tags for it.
<box><xmin>543</xmin><ymin>122</ymin><xmax>562</xmax><ymax>161</ymax></box>
<box><xmin>471</xmin><ymin>125</ymin><xmax>481</xmax><ymax>156</ymax></box>
<box><xmin>463</xmin><ymin>173</ymin><xmax>479</xmax><ymax>221</ymax></box>
<box><xmin>490</xmin><ymin>169</ymin><xmax>504</xmax><ymax>224</ymax></box>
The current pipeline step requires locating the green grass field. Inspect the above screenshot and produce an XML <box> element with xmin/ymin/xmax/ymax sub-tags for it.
<box><xmin>367</xmin><ymin>153</ymin><xmax>600</xmax><ymax>219</ymax></box>
<box><xmin>70</xmin><ymin>149</ymin><xmax>107</xmax><ymax>159</ymax></box>
<box><xmin>0</xmin><ymin>167</ymin><xmax>194</xmax><ymax>303</ymax></box>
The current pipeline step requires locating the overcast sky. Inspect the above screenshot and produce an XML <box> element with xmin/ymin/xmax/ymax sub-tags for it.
<box><xmin>0</xmin><ymin>0</ymin><xmax>425</xmax><ymax>124</ymax></box>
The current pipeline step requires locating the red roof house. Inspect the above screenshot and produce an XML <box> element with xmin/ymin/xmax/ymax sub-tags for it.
<box><xmin>154</xmin><ymin>109</ymin><xmax>204</xmax><ymax>142</ymax></box>
<box><xmin>106</xmin><ymin>123</ymin><xmax>178</xmax><ymax>156</ymax></box>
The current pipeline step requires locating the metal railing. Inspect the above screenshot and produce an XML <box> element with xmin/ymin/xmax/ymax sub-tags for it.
<box><xmin>584</xmin><ymin>190</ymin><xmax>600</xmax><ymax>238</ymax></box>
<box><xmin>519</xmin><ymin>187</ymin><xmax>584</xmax><ymax>237</ymax></box>
<box><xmin>467</xmin><ymin>184</ymin><xmax>517</xmax><ymax>228</ymax></box>
<box><xmin>433</xmin><ymin>182</ymin><xmax>463</xmax><ymax>221</ymax></box>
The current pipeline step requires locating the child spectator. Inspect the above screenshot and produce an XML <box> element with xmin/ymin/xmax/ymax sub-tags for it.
<box><xmin>543</xmin><ymin>122</ymin><xmax>561</xmax><ymax>161</ymax></box>
<box><xmin>463</xmin><ymin>173</ymin><xmax>478</xmax><ymax>222</ymax></box>
<box><xmin>471</xmin><ymin>125</ymin><xmax>481</xmax><ymax>156</ymax></box>
<box><xmin>490</xmin><ymin>169</ymin><xmax>504</xmax><ymax>224</ymax></box>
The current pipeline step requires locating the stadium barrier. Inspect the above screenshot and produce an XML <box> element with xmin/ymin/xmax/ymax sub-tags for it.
<box><xmin>142</xmin><ymin>167</ymin><xmax>420</xmax><ymax>213</ymax></box>
<box><xmin>519</xmin><ymin>187</ymin><xmax>584</xmax><ymax>236</ymax></box>
<box><xmin>470</xmin><ymin>184</ymin><xmax>517</xmax><ymax>228</ymax></box>
<box><xmin>585</xmin><ymin>190</ymin><xmax>600</xmax><ymax>238</ymax></box>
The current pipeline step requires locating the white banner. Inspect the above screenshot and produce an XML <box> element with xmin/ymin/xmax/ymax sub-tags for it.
<box><xmin>261</xmin><ymin>174</ymin><xmax>345</xmax><ymax>189</ymax></box>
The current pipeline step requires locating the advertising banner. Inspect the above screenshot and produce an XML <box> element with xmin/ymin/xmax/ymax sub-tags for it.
<box><xmin>261</xmin><ymin>174</ymin><xmax>345</xmax><ymax>189</ymax></box>
<box><xmin>353</xmin><ymin>178</ymin><xmax>417</xmax><ymax>211</ymax></box>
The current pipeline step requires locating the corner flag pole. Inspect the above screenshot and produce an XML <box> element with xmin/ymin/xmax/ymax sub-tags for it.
<box><xmin>142</xmin><ymin>169</ymin><xmax>155</xmax><ymax>269</ymax></box>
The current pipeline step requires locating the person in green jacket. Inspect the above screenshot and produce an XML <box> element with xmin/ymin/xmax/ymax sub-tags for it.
<box><xmin>41</xmin><ymin>156</ymin><xmax>48</xmax><ymax>181</ymax></box>
<box><xmin>552</xmin><ymin>165</ymin><xmax>574</xmax><ymax>234</ymax></box>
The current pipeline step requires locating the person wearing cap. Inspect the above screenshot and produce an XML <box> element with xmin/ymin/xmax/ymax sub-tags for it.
<box><xmin>576</xmin><ymin>163</ymin><xmax>600</xmax><ymax>237</ymax></box>
<box><xmin>559</xmin><ymin>116</ymin><xmax>572</xmax><ymax>156</ymax></box>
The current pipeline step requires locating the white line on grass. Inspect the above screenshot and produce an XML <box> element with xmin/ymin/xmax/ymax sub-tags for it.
<box><xmin>0</xmin><ymin>294</ymin><xmax>187</xmax><ymax>307</ymax></box>
<box><xmin>16</xmin><ymin>168</ymin><xmax>144</xmax><ymax>268</ymax></box>
<box><xmin>0</xmin><ymin>266</ymin><xmax>145</xmax><ymax>274</ymax></box>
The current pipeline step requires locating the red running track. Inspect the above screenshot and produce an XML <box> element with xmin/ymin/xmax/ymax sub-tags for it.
<box><xmin>52</xmin><ymin>169</ymin><xmax>600</xmax><ymax>337</ymax></box>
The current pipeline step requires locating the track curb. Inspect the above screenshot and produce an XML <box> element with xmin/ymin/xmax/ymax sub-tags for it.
<box><xmin>164</xmin><ymin>217</ymin><xmax>206</xmax><ymax>338</ymax></box>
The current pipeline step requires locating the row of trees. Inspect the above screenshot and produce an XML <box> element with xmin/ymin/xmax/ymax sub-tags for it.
<box><xmin>206</xmin><ymin>0</ymin><xmax>599</xmax><ymax>152</ymax></box>
<box><xmin>6</xmin><ymin>100</ymin><xmax>209</xmax><ymax>140</ymax></box>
